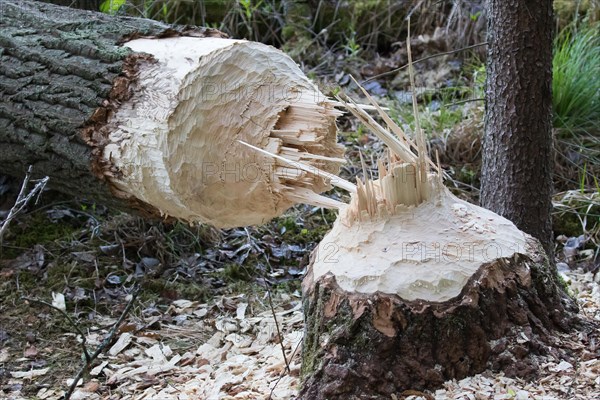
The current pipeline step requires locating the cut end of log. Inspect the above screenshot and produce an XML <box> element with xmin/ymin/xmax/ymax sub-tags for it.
<box><xmin>100</xmin><ymin>37</ymin><xmax>343</xmax><ymax>228</ymax></box>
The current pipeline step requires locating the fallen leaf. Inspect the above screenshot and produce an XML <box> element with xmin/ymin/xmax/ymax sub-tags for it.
<box><xmin>36</xmin><ymin>388</ymin><xmax>60</xmax><ymax>399</ymax></box>
<box><xmin>23</xmin><ymin>345</ymin><xmax>38</xmax><ymax>358</ymax></box>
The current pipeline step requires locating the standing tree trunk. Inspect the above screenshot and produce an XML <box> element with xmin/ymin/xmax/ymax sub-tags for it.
<box><xmin>480</xmin><ymin>0</ymin><xmax>555</xmax><ymax>258</ymax></box>
<box><xmin>0</xmin><ymin>0</ymin><xmax>344</xmax><ymax>228</ymax></box>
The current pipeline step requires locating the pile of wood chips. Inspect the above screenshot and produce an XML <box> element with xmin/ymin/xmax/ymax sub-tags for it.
<box><xmin>5</xmin><ymin>269</ymin><xmax>599</xmax><ymax>400</ymax></box>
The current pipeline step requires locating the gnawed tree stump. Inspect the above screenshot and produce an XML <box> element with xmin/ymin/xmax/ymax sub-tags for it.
<box><xmin>297</xmin><ymin>87</ymin><xmax>577</xmax><ymax>398</ymax></box>
<box><xmin>0</xmin><ymin>0</ymin><xmax>343</xmax><ymax>228</ymax></box>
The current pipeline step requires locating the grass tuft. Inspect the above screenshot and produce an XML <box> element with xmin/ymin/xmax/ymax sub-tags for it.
<box><xmin>552</xmin><ymin>24</ymin><xmax>600</xmax><ymax>134</ymax></box>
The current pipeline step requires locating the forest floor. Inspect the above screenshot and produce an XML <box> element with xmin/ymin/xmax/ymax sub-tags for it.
<box><xmin>1</xmin><ymin>28</ymin><xmax>599</xmax><ymax>400</ymax></box>
<box><xmin>0</xmin><ymin>204</ymin><xmax>598</xmax><ymax>400</ymax></box>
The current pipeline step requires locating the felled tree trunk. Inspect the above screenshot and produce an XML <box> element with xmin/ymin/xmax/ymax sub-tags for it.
<box><xmin>298</xmin><ymin>87</ymin><xmax>577</xmax><ymax>398</ymax></box>
<box><xmin>0</xmin><ymin>0</ymin><xmax>343</xmax><ymax>228</ymax></box>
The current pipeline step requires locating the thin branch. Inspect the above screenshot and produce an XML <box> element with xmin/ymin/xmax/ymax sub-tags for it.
<box><xmin>21</xmin><ymin>297</ymin><xmax>91</xmax><ymax>363</ymax></box>
<box><xmin>90</xmin><ymin>284</ymin><xmax>141</xmax><ymax>361</ymax></box>
<box><xmin>445</xmin><ymin>97</ymin><xmax>485</xmax><ymax>107</ymax></box>
<box><xmin>363</xmin><ymin>42</ymin><xmax>488</xmax><ymax>83</ymax></box>
<box><xmin>0</xmin><ymin>166</ymin><xmax>49</xmax><ymax>242</ymax></box>
<box><xmin>61</xmin><ymin>284</ymin><xmax>141</xmax><ymax>400</ymax></box>
<box><xmin>256</xmin><ymin>250</ymin><xmax>291</xmax><ymax>374</ymax></box>
<box><xmin>265</xmin><ymin>275</ymin><xmax>291</xmax><ymax>373</ymax></box>
<box><xmin>268</xmin><ymin>336</ymin><xmax>303</xmax><ymax>400</ymax></box>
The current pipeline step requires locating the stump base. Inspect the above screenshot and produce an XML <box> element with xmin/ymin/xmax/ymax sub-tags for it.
<box><xmin>300</xmin><ymin>249</ymin><xmax>577</xmax><ymax>399</ymax></box>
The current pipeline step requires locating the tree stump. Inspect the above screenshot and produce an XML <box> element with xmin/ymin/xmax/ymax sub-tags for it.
<box><xmin>298</xmin><ymin>89</ymin><xmax>578</xmax><ymax>398</ymax></box>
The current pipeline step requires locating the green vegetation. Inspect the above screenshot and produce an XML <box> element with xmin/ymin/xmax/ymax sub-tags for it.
<box><xmin>552</xmin><ymin>24</ymin><xmax>600</xmax><ymax>134</ymax></box>
<box><xmin>553</xmin><ymin>190</ymin><xmax>600</xmax><ymax>239</ymax></box>
<box><xmin>390</xmin><ymin>90</ymin><xmax>470</xmax><ymax>137</ymax></box>
<box><xmin>0</xmin><ymin>211</ymin><xmax>79</xmax><ymax>258</ymax></box>
<box><xmin>100</xmin><ymin>0</ymin><xmax>126</xmax><ymax>14</ymax></box>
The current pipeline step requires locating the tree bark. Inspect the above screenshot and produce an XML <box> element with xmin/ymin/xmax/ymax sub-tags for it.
<box><xmin>301</xmin><ymin>253</ymin><xmax>572</xmax><ymax>399</ymax></box>
<box><xmin>0</xmin><ymin>0</ymin><xmax>222</xmax><ymax>212</ymax></box>
<box><xmin>0</xmin><ymin>0</ymin><xmax>343</xmax><ymax>228</ymax></box>
<box><xmin>480</xmin><ymin>0</ymin><xmax>555</xmax><ymax>258</ymax></box>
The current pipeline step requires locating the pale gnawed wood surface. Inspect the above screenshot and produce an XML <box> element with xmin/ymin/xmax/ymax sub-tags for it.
<box><xmin>299</xmin><ymin>71</ymin><xmax>577</xmax><ymax>397</ymax></box>
<box><xmin>104</xmin><ymin>37</ymin><xmax>344</xmax><ymax>228</ymax></box>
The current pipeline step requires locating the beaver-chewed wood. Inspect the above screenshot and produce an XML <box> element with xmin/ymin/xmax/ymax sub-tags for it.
<box><xmin>0</xmin><ymin>0</ymin><xmax>344</xmax><ymax>228</ymax></box>
<box><xmin>299</xmin><ymin>83</ymin><xmax>578</xmax><ymax>399</ymax></box>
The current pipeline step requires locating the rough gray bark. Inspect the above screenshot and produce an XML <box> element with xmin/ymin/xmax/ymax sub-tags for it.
<box><xmin>0</xmin><ymin>0</ymin><xmax>223</xmax><ymax>213</ymax></box>
<box><xmin>481</xmin><ymin>0</ymin><xmax>555</xmax><ymax>258</ymax></box>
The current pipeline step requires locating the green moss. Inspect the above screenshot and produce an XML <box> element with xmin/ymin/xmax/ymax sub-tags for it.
<box><xmin>224</xmin><ymin>281</ymin><xmax>263</xmax><ymax>296</ymax></box>
<box><xmin>141</xmin><ymin>279</ymin><xmax>210</xmax><ymax>302</ymax></box>
<box><xmin>272</xmin><ymin>279</ymin><xmax>301</xmax><ymax>294</ymax></box>
<box><xmin>11</xmin><ymin>269</ymin><xmax>37</xmax><ymax>291</ymax></box>
<box><xmin>301</xmin><ymin>288</ymin><xmax>360</xmax><ymax>379</ymax></box>
<box><xmin>553</xmin><ymin>212</ymin><xmax>585</xmax><ymax>237</ymax></box>
<box><xmin>218</xmin><ymin>263</ymin><xmax>256</xmax><ymax>282</ymax></box>
<box><xmin>281</xmin><ymin>25</ymin><xmax>296</xmax><ymax>41</ymax></box>
<box><xmin>46</xmin><ymin>262</ymin><xmax>98</xmax><ymax>291</ymax></box>
<box><xmin>274</xmin><ymin>208</ymin><xmax>337</xmax><ymax>247</ymax></box>
<box><xmin>300</xmin><ymin>295</ymin><xmax>323</xmax><ymax>379</ymax></box>
<box><xmin>170</xmin><ymin>282</ymin><xmax>210</xmax><ymax>301</ymax></box>
<box><xmin>2</xmin><ymin>212</ymin><xmax>79</xmax><ymax>258</ymax></box>
<box><xmin>553</xmin><ymin>202</ymin><xmax>599</xmax><ymax>238</ymax></box>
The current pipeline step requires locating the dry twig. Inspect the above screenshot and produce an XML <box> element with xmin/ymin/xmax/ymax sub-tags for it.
<box><xmin>0</xmin><ymin>166</ymin><xmax>49</xmax><ymax>243</ymax></box>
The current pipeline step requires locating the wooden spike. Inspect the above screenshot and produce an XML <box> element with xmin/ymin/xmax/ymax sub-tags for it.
<box><xmin>378</xmin><ymin>159</ymin><xmax>387</xmax><ymax>179</ymax></box>
<box><xmin>359</xmin><ymin>151</ymin><xmax>374</xmax><ymax>216</ymax></box>
<box><xmin>406</xmin><ymin>18</ymin><xmax>427</xmax><ymax>203</ymax></box>
<box><xmin>349</xmin><ymin>75</ymin><xmax>442</xmax><ymax>173</ymax></box>
<box><xmin>330</xmin><ymin>102</ymin><xmax>391</xmax><ymax>112</ymax></box>
<box><xmin>337</xmin><ymin>94</ymin><xmax>418</xmax><ymax>164</ymax></box>
<box><xmin>285</xmin><ymin>187</ymin><xmax>346</xmax><ymax>209</ymax></box>
<box><xmin>350</xmin><ymin>75</ymin><xmax>414</xmax><ymax>147</ymax></box>
<box><xmin>356</xmin><ymin>179</ymin><xmax>368</xmax><ymax>217</ymax></box>
<box><xmin>238</xmin><ymin>140</ymin><xmax>357</xmax><ymax>193</ymax></box>
<box><xmin>436</xmin><ymin>149</ymin><xmax>444</xmax><ymax>187</ymax></box>
<box><xmin>297</xmin><ymin>153</ymin><xmax>347</xmax><ymax>163</ymax></box>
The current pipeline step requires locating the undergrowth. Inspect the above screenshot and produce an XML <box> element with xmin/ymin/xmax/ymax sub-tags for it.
<box><xmin>552</xmin><ymin>23</ymin><xmax>600</xmax><ymax>134</ymax></box>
